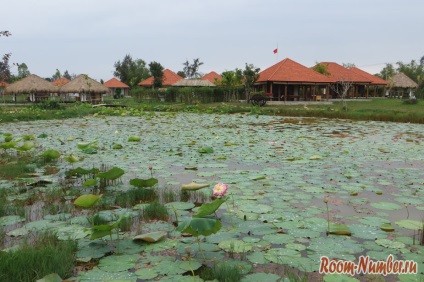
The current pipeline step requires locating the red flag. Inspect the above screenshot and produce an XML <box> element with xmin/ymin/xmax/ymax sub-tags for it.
<box><xmin>273</xmin><ymin>48</ymin><xmax>278</xmax><ymax>54</ymax></box>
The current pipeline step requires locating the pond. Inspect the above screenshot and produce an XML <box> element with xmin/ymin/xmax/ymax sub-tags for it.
<box><xmin>0</xmin><ymin>113</ymin><xmax>423</xmax><ymax>281</ymax></box>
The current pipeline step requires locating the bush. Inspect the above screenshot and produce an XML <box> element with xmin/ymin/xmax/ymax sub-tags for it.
<box><xmin>403</xmin><ymin>98</ymin><xmax>419</xmax><ymax>104</ymax></box>
<box><xmin>35</xmin><ymin>99</ymin><xmax>63</xmax><ymax>110</ymax></box>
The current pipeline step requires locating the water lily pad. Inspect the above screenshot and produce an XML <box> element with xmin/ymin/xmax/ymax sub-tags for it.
<box><xmin>323</xmin><ymin>274</ymin><xmax>359</xmax><ymax>282</ymax></box>
<box><xmin>241</xmin><ymin>273</ymin><xmax>280</xmax><ymax>282</ymax></box>
<box><xmin>134</xmin><ymin>268</ymin><xmax>158</xmax><ymax>280</ymax></box>
<box><xmin>98</xmin><ymin>254</ymin><xmax>139</xmax><ymax>272</ymax></box>
<box><xmin>181</xmin><ymin>181</ymin><xmax>210</xmax><ymax>191</ymax></box>
<box><xmin>218</xmin><ymin>239</ymin><xmax>253</xmax><ymax>253</ymax></box>
<box><xmin>0</xmin><ymin>215</ymin><xmax>25</xmax><ymax>226</ymax></box>
<box><xmin>395</xmin><ymin>219</ymin><xmax>422</xmax><ymax>230</ymax></box>
<box><xmin>370</xmin><ymin>201</ymin><xmax>402</xmax><ymax>210</ymax></box>
<box><xmin>133</xmin><ymin>231</ymin><xmax>167</xmax><ymax>242</ymax></box>
<box><xmin>74</xmin><ymin>194</ymin><xmax>102</xmax><ymax>208</ymax></box>
<box><xmin>375</xmin><ymin>238</ymin><xmax>405</xmax><ymax>249</ymax></box>
<box><xmin>76</xmin><ymin>266</ymin><xmax>137</xmax><ymax>280</ymax></box>
<box><xmin>36</xmin><ymin>273</ymin><xmax>62</xmax><ymax>282</ymax></box>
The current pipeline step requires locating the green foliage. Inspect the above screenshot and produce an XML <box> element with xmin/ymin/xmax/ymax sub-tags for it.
<box><xmin>41</xmin><ymin>149</ymin><xmax>60</xmax><ymax>161</ymax></box>
<box><xmin>242</xmin><ymin>63</ymin><xmax>260</xmax><ymax>99</ymax></box>
<box><xmin>193</xmin><ymin>198</ymin><xmax>225</xmax><ymax>218</ymax></box>
<box><xmin>113</xmin><ymin>54</ymin><xmax>150</xmax><ymax>87</ymax></box>
<box><xmin>0</xmin><ymin>232</ymin><xmax>77</xmax><ymax>282</ymax></box>
<box><xmin>176</xmin><ymin>218</ymin><xmax>222</xmax><ymax>237</ymax></box>
<box><xmin>403</xmin><ymin>98</ymin><xmax>419</xmax><ymax>104</ymax></box>
<box><xmin>182</xmin><ymin>58</ymin><xmax>203</xmax><ymax>79</ymax></box>
<box><xmin>199</xmin><ymin>264</ymin><xmax>243</xmax><ymax>282</ymax></box>
<box><xmin>312</xmin><ymin>62</ymin><xmax>330</xmax><ymax>75</ymax></box>
<box><xmin>74</xmin><ymin>194</ymin><xmax>102</xmax><ymax>208</ymax></box>
<box><xmin>35</xmin><ymin>100</ymin><xmax>63</xmax><ymax>110</ymax></box>
<box><xmin>143</xmin><ymin>201</ymin><xmax>169</xmax><ymax>221</ymax></box>
<box><xmin>129</xmin><ymin>177</ymin><xmax>158</xmax><ymax>188</ymax></box>
<box><xmin>115</xmin><ymin>187</ymin><xmax>157</xmax><ymax>207</ymax></box>
<box><xmin>149</xmin><ymin>61</ymin><xmax>164</xmax><ymax>88</ymax></box>
<box><xmin>96</xmin><ymin>167</ymin><xmax>125</xmax><ymax>181</ymax></box>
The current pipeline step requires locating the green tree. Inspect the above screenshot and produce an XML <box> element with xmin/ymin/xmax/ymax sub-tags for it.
<box><xmin>219</xmin><ymin>69</ymin><xmax>243</xmax><ymax>87</ymax></box>
<box><xmin>17</xmin><ymin>63</ymin><xmax>30</xmax><ymax>79</ymax></box>
<box><xmin>242</xmin><ymin>63</ymin><xmax>260</xmax><ymax>101</ymax></box>
<box><xmin>148</xmin><ymin>61</ymin><xmax>164</xmax><ymax>88</ymax></box>
<box><xmin>177</xmin><ymin>71</ymin><xmax>186</xmax><ymax>78</ymax></box>
<box><xmin>63</xmin><ymin>70</ymin><xmax>72</xmax><ymax>80</ymax></box>
<box><xmin>52</xmin><ymin>69</ymin><xmax>61</xmax><ymax>81</ymax></box>
<box><xmin>377</xmin><ymin>63</ymin><xmax>396</xmax><ymax>80</ymax></box>
<box><xmin>312</xmin><ymin>63</ymin><xmax>330</xmax><ymax>75</ymax></box>
<box><xmin>182</xmin><ymin>58</ymin><xmax>203</xmax><ymax>79</ymax></box>
<box><xmin>0</xmin><ymin>31</ymin><xmax>12</xmax><ymax>82</ymax></box>
<box><xmin>114</xmin><ymin>54</ymin><xmax>150</xmax><ymax>87</ymax></box>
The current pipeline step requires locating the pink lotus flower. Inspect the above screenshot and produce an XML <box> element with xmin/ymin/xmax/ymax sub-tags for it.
<box><xmin>148</xmin><ymin>165</ymin><xmax>153</xmax><ymax>170</ymax></box>
<box><xmin>213</xmin><ymin>183</ymin><xmax>228</xmax><ymax>198</ymax></box>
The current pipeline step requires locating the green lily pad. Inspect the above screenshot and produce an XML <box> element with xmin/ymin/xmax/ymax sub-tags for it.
<box><xmin>395</xmin><ymin>219</ymin><xmax>422</xmax><ymax>230</ymax></box>
<box><xmin>76</xmin><ymin>266</ymin><xmax>137</xmax><ymax>280</ymax></box>
<box><xmin>370</xmin><ymin>201</ymin><xmax>402</xmax><ymax>210</ymax></box>
<box><xmin>133</xmin><ymin>231</ymin><xmax>167</xmax><ymax>242</ymax></box>
<box><xmin>74</xmin><ymin>194</ymin><xmax>102</xmax><ymax>208</ymax></box>
<box><xmin>134</xmin><ymin>268</ymin><xmax>158</xmax><ymax>280</ymax></box>
<box><xmin>0</xmin><ymin>215</ymin><xmax>25</xmax><ymax>226</ymax></box>
<box><xmin>97</xmin><ymin>167</ymin><xmax>125</xmax><ymax>180</ymax></box>
<box><xmin>241</xmin><ymin>273</ymin><xmax>280</xmax><ymax>282</ymax></box>
<box><xmin>98</xmin><ymin>254</ymin><xmax>139</xmax><ymax>272</ymax></box>
<box><xmin>375</xmin><ymin>238</ymin><xmax>405</xmax><ymax>249</ymax></box>
<box><xmin>36</xmin><ymin>273</ymin><xmax>63</xmax><ymax>282</ymax></box>
<box><xmin>181</xmin><ymin>181</ymin><xmax>210</xmax><ymax>191</ymax></box>
<box><xmin>218</xmin><ymin>239</ymin><xmax>253</xmax><ymax>253</ymax></box>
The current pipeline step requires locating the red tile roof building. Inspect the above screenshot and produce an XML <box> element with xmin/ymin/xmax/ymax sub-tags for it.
<box><xmin>201</xmin><ymin>71</ymin><xmax>222</xmax><ymax>84</ymax></box>
<box><xmin>138</xmin><ymin>69</ymin><xmax>183</xmax><ymax>87</ymax></box>
<box><xmin>256</xmin><ymin>58</ymin><xmax>333</xmax><ymax>101</ymax></box>
<box><xmin>104</xmin><ymin>78</ymin><xmax>130</xmax><ymax>96</ymax></box>
<box><xmin>52</xmin><ymin>77</ymin><xmax>70</xmax><ymax>87</ymax></box>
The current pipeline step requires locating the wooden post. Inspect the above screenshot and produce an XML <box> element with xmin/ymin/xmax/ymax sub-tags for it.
<box><xmin>284</xmin><ymin>84</ymin><xmax>287</xmax><ymax>102</ymax></box>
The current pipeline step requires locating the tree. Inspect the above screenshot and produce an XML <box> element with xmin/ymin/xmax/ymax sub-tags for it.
<box><xmin>218</xmin><ymin>69</ymin><xmax>243</xmax><ymax>87</ymax></box>
<box><xmin>177</xmin><ymin>71</ymin><xmax>186</xmax><ymax>79</ymax></box>
<box><xmin>312</xmin><ymin>63</ymin><xmax>330</xmax><ymax>75</ymax></box>
<box><xmin>342</xmin><ymin>63</ymin><xmax>356</xmax><ymax>69</ymax></box>
<box><xmin>242</xmin><ymin>63</ymin><xmax>260</xmax><ymax>101</ymax></box>
<box><xmin>0</xmin><ymin>31</ymin><xmax>12</xmax><ymax>82</ymax></box>
<box><xmin>377</xmin><ymin>63</ymin><xmax>396</xmax><ymax>80</ymax></box>
<box><xmin>52</xmin><ymin>69</ymin><xmax>61</xmax><ymax>81</ymax></box>
<box><xmin>330</xmin><ymin>77</ymin><xmax>353</xmax><ymax>111</ymax></box>
<box><xmin>148</xmin><ymin>61</ymin><xmax>164</xmax><ymax>88</ymax></box>
<box><xmin>182</xmin><ymin>58</ymin><xmax>203</xmax><ymax>79</ymax></box>
<box><xmin>114</xmin><ymin>54</ymin><xmax>150</xmax><ymax>88</ymax></box>
<box><xmin>17</xmin><ymin>63</ymin><xmax>30</xmax><ymax>79</ymax></box>
<box><xmin>63</xmin><ymin>70</ymin><xmax>72</xmax><ymax>80</ymax></box>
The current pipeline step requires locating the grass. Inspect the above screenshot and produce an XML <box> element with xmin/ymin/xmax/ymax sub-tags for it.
<box><xmin>0</xmin><ymin>154</ymin><xmax>36</xmax><ymax>180</ymax></box>
<box><xmin>142</xmin><ymin>201</ymin><xmax>169</xmax><ymax>221</ymax></box>
<box><xmin>2</xmin><ymin>97</ymin><xmax>424</xmax><ymax>124</ymax></box>
<box><xmin>114</xmin><ymin>187</ymin><xmax>157</xmax><ymax>207</ymax></box>
<box><xmin>199</xmin><ymin>263</ymin><xmax>243</xmax><ymax>282</ymax></box>
<box><xmin>0</xmin><ymin>232</ymin><xmax>77</xmax><ymax>282</ymax></box>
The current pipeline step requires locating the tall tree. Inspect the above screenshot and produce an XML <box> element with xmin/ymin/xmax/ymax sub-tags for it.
<box><xmin>377</xmin><ymin>63</ymin><xmax>396</xmax><ymax>80</ymax></box>
<box><xmin>219</xmin><ymin>69</ymin><xmax>243</xmax><ymax>87</ymax></box>
<box><xmin>242</xmin><ymin>63</ymin><xmax>260</xmax><ymax>101</ymax></box>
<box><xmin>63</xmin><ymin>70</ymin><xmax>72</xmax><ymax>80</ymax></box>
<box><xmin>0</xmin><ymin>31</ymin><xmax>12</xmax><ymax>82</ymax></box>
<box><xmin>52</xmin><ymin>69</ymin><xmax>61</xmax><ymax>81</ymax></box>
<box><xmin>148</xmin><ymin>61</ymin><xmax>164</xmax><ymax>88</ymax></box>
<box><xmin>182</xmin><ymin>58</ymin><xmax>203</xmax><ymax>79</ymax></box>
<box><xmin>17</xmin><ymin>63</ymin><xmax>30</xmax><ymax>79</ymax></box>
<box><xmin>114</xmin><ymin>54</ymin><xmax>150</xmax><ymax>87</ymax></box>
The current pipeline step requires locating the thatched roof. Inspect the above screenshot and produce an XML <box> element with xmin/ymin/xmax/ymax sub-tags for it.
<box><xmin>60</xmin><ymin>74</ymin><xmax>110</xmax><ymax>94</ymax></box>
<box><xmin>391</xmin><ymin>73</ymin><xmax>418</xmax><ymax>88</ymax></box>
<box><xmin>0</xmin><ymin>81</ymin><xmax>9</xmax><ymax>87</ymax></box>
<box><xmin>173</xmin><ymin>79</ymin><xmax>216</xmax><ymax>87</ymax></box>
<box><xmin>4</xmin><ymin>74</ymin><xmax>59</xmax><ymax>94</ymax></box>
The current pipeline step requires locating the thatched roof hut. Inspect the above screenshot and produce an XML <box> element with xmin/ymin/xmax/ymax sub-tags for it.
<box><xmin>59</xmin><ymin>74</ymin><xmax>109</xmax><ymax>94</ymax></box>
<box><xmin>391</xmin><ymin>73</ymin><xmax>418</xmax><ymax>88</ymax></box>
<box><xmin>4</xmin><ymin>74</ymin><xmax>59</xmax><ymax>94</ymax></box>
<box><xmin>173</xmin><ymin>79</ymin><xmax>216</xmax><ymax>87</ymax></box>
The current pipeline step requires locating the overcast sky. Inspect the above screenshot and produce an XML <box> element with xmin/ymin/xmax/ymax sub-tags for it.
<box><xmin>1</xmin><ymin>0</ymin><xmax>423</xmax><ymax>82</ymax></box>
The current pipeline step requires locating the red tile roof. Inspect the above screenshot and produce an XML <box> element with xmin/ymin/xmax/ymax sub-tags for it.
<box><xmin>138</xmin><ymin>69</ymin><xmax>183</xmax><ymax>86</ymax></box>
<box><xmin>349</xmin><ymin>67</ymin><xmax>389</xmax><ymax>85</ymax></box>
<box><xmin>104</xmin><ymin>78</ymin><xmax>129</xmax><ymax>88</ymax></box>
<box><xmin>0</xmin><ymin>81</ymin><xmax>9</xmax><ymax>87</ymax></box>
<box><xmin>201</xmin><ymin>71</ymin><xmax>222</xmax><ymax>84</ymax></box>
<box><xmin>316</xmin><ymin>62</ymin><xmax>371</xmax><ymax>83</ymax></box>
<box><xmin>258</xmin><ymin>58</ymin><xmax>334</xmax><ymax>83</ymax></box>
<box><xmin>52</xmin><ymin>77</ymin><xmax>70</xmax><ymax>87</ymax></box>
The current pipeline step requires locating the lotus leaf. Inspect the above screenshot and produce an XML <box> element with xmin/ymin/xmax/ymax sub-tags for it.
<box><xmin>380</xmin><ymin>223</ymin><xmax>395</xmax><ymax>232</ymax></box>
<box><xmin>370</xmin><ymin>201</ymin><xmax>402</xmax><ymax>210</ymax></box>
<box><xmin>97</xmin><ymin>167</ymin><xmax>125</xmax><ymax>180</ymax></box>
<box><xmin>395</xmin><ymin>219</ymin><xmax>422</xmax><ymax>230</ymax></box>
<box><xmin>134</xmin><ymin>268</ymin><xmax>158</xmax><ymax>280</ymax></box>
<box><xmin>181</xmin><ymin>181</ymin><xmax>210</xmax><ymax>191</ymax></box>
<box><xmin>133</xmin><ymin>231</ymin><xmax>167</xmax><ymax>242</ymax></box>
<box><xmin>218</xmin><ymin>239</ymin><xmax>253</xmax><ymax>253</ymax></box>
<box><xmin>41</xmin><ymin>149</ymin><xmax>60</xmax><ymax>160</ymax></box>
<box><xmin>74</xmin><ymin>194</ymin><xmax>102</xmax><ymax>208</ymax></box>
<box><xmin>329</xmin><ymin>223</ymin><xmax>351</xmax><ymax>236</ymax></box>
<box><xmin>64</xmin><ymin>154</ymin><xmax>81</xmax><ymax>163</ymax></box>
<box><xmin>98</xmin><ymin>254</ymin><xmax>139</xmax><ymax>272</ymax></box>
<box><xmin>128</xmin><ymin>135</ymin><xmax>141</xmax><ymax>142</ymax></box>
<box><xmin>0</xmin><ymin>215</ymin><xmax>25</xmax><ymax>226</ymax></box>
<box><xmin>193</xmin><ymin>198</ymin><xmax>225</xmax><ymax>218</ymax></box>
<box><xmin>16</xmin><ymin>141</ymin><xmax>35</xmax><ymax>152</ymax></box>
<box><xmin>36</xmin><ymin>273</ymin><xmax>62</xmax><ymax>282</ymax></box>
<box><xmin>241</xmin><ymin>273</ymin><xmax>280</xmax><ymax>282</ymax></box>
<box><xmin>76</xmin><ymin>266</ymin><xmax>137</xmax><ymax>281</ymax></box>
<box><xmin>323</xmin><ymin>274</ymin><xmax>360</xmax><ymax>282</ymax></box>
<box><xmin>66</xmin><ymin>167</ymin><xmax>97</xmax><ymax>176</ymax></box>
<box><xmin>83</xmin><ymin>179</ymin><xmax>98</xmax><ymax>186</ymax></box>
<box><xmin>176</xmin><ymin>218</ymin><xmax>222</xmax><ymax>236</ymax></box>
<box><xmin>130</xmin><ymin>177</ymin><xmax>158</xmax><ymax>188</ymax></box>
<box><xmin>375</xmin><ymin>238</ymin><xmax>405</xmax><ymax>249</ymax></box>
<box><xmin>197</xmin><ymin>146</ymin><xmax>214</xmax><ymax>153</ymax></box>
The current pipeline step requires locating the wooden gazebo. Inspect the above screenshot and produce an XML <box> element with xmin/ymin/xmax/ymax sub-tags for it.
<box><xmin>389</xmin><ymin>73</ymin><xmax>418</xmax><ymax>98</ymax></box>
<box><xmin>4</xmin><ymin>74</ymin><xmax>59</xmax><ymax>102</ymax></box>
<box><xmin>59</xmin><ymin>74</ymin><xmax>109</xmax><ymax>104</ymax></box>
